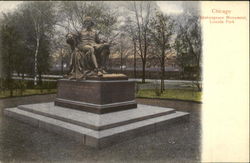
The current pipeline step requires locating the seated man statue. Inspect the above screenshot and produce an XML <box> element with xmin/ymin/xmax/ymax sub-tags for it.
<box><xmin>66</xmin><ymin>16</ymin><xmax>110</xmax><ymax>79</ymax></box>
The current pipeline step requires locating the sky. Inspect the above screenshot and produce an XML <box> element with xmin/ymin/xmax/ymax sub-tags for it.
<box><xmin>156</xmin><ymin>1</ymin><xmax>183</xmax><ymax>15</ymax></box>
<box><xmin>0</xmin><ymin>1</ymin><xmax>22</xmax><ymax>12</ymax></box>
<box><xmin>0</xmin><ymin>1</ymin><xmax>186</xmax><ymax>15</ymax></box>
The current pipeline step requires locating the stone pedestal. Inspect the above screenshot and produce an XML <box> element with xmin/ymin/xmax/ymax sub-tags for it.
<box><xmin>55</xmin><ymin>79</ymin><xmax>137</xmax><ymax>114</ymax></box>
<box><xmin>4</xmin><ymin>103</ymin><xmax>189</xmax><ymax>149</ymax></box>
<box><xmin>4</xmin><ymin>76</ymin><xmax>190</xmax><ymax>148</ymax></box>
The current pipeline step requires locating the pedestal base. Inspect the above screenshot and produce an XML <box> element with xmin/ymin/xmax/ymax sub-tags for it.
<box><xmin>55</xmin><ymin>79</ymin><xmax>137</xmax><ymax>114</ymax></box>
<box><xmin>4</xmin><ymin>103</ymin><xmax>189</xmax><ymax>148</ymax></box>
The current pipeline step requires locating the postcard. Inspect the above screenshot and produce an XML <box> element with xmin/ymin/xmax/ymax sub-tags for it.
<box><xmin>0</xmin><ymin>1</ymin><xmax>249</xmax><ymax>162</ymax></box>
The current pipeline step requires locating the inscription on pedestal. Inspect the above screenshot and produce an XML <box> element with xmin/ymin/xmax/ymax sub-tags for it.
<box><xmin>55</xmin><ymin>79</ymin><xmax>137</xmax><ymax>114</ymax></box>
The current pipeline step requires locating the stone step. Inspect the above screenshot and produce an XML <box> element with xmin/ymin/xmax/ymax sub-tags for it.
<box><xmin>17</xmin><ymin>103</ymin><xmax>176</xmax><ymax>130</ymax></box>
<box><xmin>4</xmin><ymin>106</ymin><xmax>189</xmax><ymax>148</ymax></box>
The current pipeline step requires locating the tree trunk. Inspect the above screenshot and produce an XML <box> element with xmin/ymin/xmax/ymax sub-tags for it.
<box><xmin>38</xmin><ymin>72</ymin><xmax>42</xmax><ymax>84</ymax></box>
<box><xmin>7</xmin><ymin>50</ymin><xmax>13</xmax><ymax>97</ymax></box>
<box><xmin>61</xmin><ymin>58</ymin><xmax>64</xmax><ymax>75</ymax></box>
<box><xmin>34</xmin><ymin>37</ymin><xmax>39</xmax><ymax>86</ymax></box>
<box><xmin>142</xmin><ymin>29</ymin><xmax>147</xmax><ymax>84</ymax></box>
<box><xmin>161</xmin><ymin>66</ymin><xmax>165</xmax><ymax>93</ymax></box>
<box><xmin>196</xmin><ymin>81</ymin><xmax>202</xmax><ymax>91</ymax></box>
<box><xmin>161</xmin><ymin>50</ymin><xmax>165</xmax><ymax>93</ymax></box>
<box><xmin>142</xmin><ymin>59</ymin><xmax>146</xmax><ymax>83</ymax></box>
<box><xmin>162</xmin><ymin>63</ymin><xmax>165</xmax><ymax>91</ymax></box>
<box><xmin>133</xmin><ymin>41</ymin><xmax>137</xmax><ymax>78</ymax></box>
<box><xmin>120</xmin><ymin>52</ymin><xmax>123</xmax><ymax>72</ymax></box>
<box><xmin>195</xmin><ymin>67</ymin><xmax>202</xmax><ymax>91</ymax></box>
<box><xmin>38</xmin><ymin>72</ymin><xmax>43</xmax><ymax>93</ymax></box>
<box><xmin>9</xmin><ymin>80</ymin><xmax>13</xmax><ymax>97</ymax></box>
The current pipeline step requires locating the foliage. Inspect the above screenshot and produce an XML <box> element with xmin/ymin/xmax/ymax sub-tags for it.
<box><xmin>174</xmin><ymin>15</ymin><xmax>202</xmax><ymax>90</ymax></box>
<box><xmin>0</xmin><ymin>13</ymin><xmax>23</xmax><ymax>96</ymax></box>
<box><xmin>0</xmin><ymin>2</ymin><xmax>203</xmax><ymax>96</ymax></box>
<box><xmin>58</xmin><ymin>1</ymin><xmax>118</xmax><ymax>41</ymax></box>
<box><xmin>149</xmin><ymin>12</ymin><xmax>175</xmax><ymax>92</ymax></box>
<box><xmin>17</xmin><ymin>1</ymin><xmax>57</xmax><ymax>85</ymax></box>
<box><xmin>126</xmin><ymin>1</ymin><xmax>155</xmax><ymax>83</ymax></box>
<box><xmin>120</xmin><ymin>17</ymin><xmax>139</xmax><ymax>77</ymax></box>
<box><xmin>55</xmin><ymin>2</ymin><xmax>119</xmax><ymax>75</ymax></box>
<box><xmin>0</xmin><ymin>2</ymin><xmax>57</xmax><ymax>88</ymax></box>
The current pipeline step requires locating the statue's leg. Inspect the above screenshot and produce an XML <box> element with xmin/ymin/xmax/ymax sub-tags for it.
<box><xmin>96</xmin><ymin>44</ymin><xmax>110</xmax><ymax>72</ymax></box>
<box><xmin>81</xmin><ymin>45</ymin><xmax>102</xmax><ymax>77</ymax></box>
<box><xmin>83</xmin><ymin>45</ymin><xmax>98</xmax><ymax>69</ymax></box>
<box><xmin>67</xmin><ymin>50</ymin><xmax>76</xmax><ymax>79</ymax></box>
<box><xmin>68</xmin><ymin>51</ymin><xmax>74</xmax><ymax>74</ymax></box>
<box><xmin>102</xmin><ymin>49</ymin><xmax>109</xmax><ymax>68</ymax></box>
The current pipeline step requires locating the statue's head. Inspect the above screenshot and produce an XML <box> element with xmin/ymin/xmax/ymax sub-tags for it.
<box><xmin>83</xmin><ymin>17</ymin><xmax>94</xmax><ymax>28</ymax></box>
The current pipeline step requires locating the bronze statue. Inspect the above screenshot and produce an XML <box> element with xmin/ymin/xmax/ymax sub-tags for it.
<box><xmin>66</xmin><ymin>17</ymin><xmax>110</xmax><ymax>79</ymax></box>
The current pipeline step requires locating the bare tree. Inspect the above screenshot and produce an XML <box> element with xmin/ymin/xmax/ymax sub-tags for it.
<box><xmin>121</xmin><ymin>17</ymin><xmax>139</xmax><ymax>78</ymax></box>
<box><xmin>111</xmin><ymin>33</ymin><xmax>131</xmax><ymax>72</ymax></box>
<box><xmin>51</xmin><ymin>32</ymin><xmax>69</xmax><ymax>75</ymax></box>
<box><xmin>130</xmin><ymin>1</ymin><xmax>153</xmax><ymax>83</ymax></box>
<box><xmin>58</xmin><ymin>2</ymin><xmax>118</xmax><ymax>41</ymax></box>
<box><xmin>175</xmin><ymin>15</ymin><xmax>202</xmax><ymax>91</ymax></box>
<box><xmin>149</xmin><ymin>12</ymin><xmax>175</xmax><ymax>92</ymax></box>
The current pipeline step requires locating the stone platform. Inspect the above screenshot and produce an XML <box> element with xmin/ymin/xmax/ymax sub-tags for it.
<box><xmin>55</xmin><ymin>79</ymin><xmax>137</xmax><ymax>114</ymax></box>
<box><xmin>4</xmin><ymin>102</ymin><xmax>189</xmax><ymax>148</ymax></box>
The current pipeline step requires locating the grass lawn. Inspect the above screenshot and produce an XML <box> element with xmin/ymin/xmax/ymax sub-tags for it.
<box><xmin>0</xmin><ymin>88</ymin><xmax>202</xmax><ymax>102</ymax></box>
<box><xmin>136</xmin><ymin>89</ymin><xmax>202</xmax><ymax>102</ymax></box>
<box><xmin>136</xmin><ymin>81</ymin><xmax>150</xmax><ymax>84</ymax></box>
<box><xmin>0</xmin><ymin>89</ymin><xmax>57</xmax><ymax>98</ymax></box>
